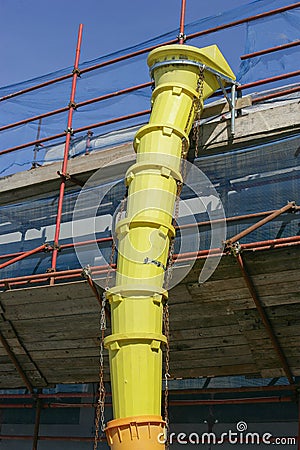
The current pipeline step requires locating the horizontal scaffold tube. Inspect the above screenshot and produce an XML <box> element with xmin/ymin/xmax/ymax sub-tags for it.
<box><xmin>0</xmin><ymin>237</ymin><xmax>299</xmax><ymax>289</ymax></box>
<box><xmin>0</xmin><ymin>1</ymin><xmax>297</xmax><ymax>103</ymax></box>
<box><xmin>1</xmin><ymin>207</ymin><xmax>299</xmax><ymax>263</ymax></box>
<box><xmin>104</xmin><ymin>44</ymin><xmax>235</xmax><ymax>450</ymax></box>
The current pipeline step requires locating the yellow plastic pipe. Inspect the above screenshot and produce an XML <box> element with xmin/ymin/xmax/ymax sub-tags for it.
<box><xmin>104</xmin><ymin>44</ymin><xmax>235</xmax><ymax>449</ymax></box>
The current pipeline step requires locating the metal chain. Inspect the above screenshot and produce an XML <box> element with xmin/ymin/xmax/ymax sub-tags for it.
<box><xmin>163</xmin><ymin>160</ymin><xmax>183</xmax><ymax>449</ymax></box>
<box><xmin>163</xmin><ymin>300</ymin><xmax>170</xmax><ymax>448</ymax></box>
<box><xmin>93</xmin><ymin>292</ymin><xmax>107</xmax><ymax>450</ymax></box>
<box><xmin>163</xmin><ymin>68</ymin><xmax>205</xmax><ymax>443</ymax></box>
<box><xmin>165</xmin><ymin>176</ymin><xmax>182</xmax><ymax>290</ymax></box>
<box><xmin>193</xmin><ymin>66</ymin><xmax>204</xmax><ymax>158</ymax></box>
<box><xmin>93</xmin><ymin>194</ymin><xmax>127</xmax><ymax>449</ymax></box>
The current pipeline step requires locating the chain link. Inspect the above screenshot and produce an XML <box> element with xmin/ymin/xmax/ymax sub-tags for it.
<box><xmin>93</xmin><ymin>194</ymin><xmax>127</xmax><ymax>449</ymax></box>
<box><xmin>93</xmin><ymin>292</ymin><xmax>107</xmax><ymax>450</ymax></box>
<box><xmin>193</xmin><ymin>66</ymin><xmax>204</xmax><ymax>158</ymax></box>
<box><xmin>163</xmin><ymin>300</ymin><xmax>170</xmax><ymax>448</ymax></box>
<box><xmin>163</xmin><ymin>161</ymin><xmax>183</xmax><ymax>448</ymax></box>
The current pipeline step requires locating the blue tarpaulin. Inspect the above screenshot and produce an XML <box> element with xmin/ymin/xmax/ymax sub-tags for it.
<box><xmin>0</xmin><ymin>133</ymin><xmax>299</xmax><ymax>281</ymax></box>
<box><xmin>0</xmin><ymin>0</ymin><xmax>299</xmax><ymax>177</ymax></box>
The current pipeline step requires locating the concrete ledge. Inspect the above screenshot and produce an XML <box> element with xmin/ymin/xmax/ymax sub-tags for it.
<box><xmin>0</xmin><ymin>143</ymin><xmax>136</xmax><ymax>205</ymax></box>
<box><xmin>1</xmin><ymin>98</ymin><xmax>299</xmax><ymax>206</ymax></box>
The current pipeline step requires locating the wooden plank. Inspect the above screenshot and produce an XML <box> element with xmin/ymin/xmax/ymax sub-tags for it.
<box><xmin>262</xmin><ymin>366</ymin><xmax>300</xmax><ymax>378</ymax></box>
<box><xmin>0</xmin><ymin>246</ymin><xmax>298</xmax><ymax>387</ymax></box>
<box><xmin>170</xmin><ymin>326</ymin><xmax>244</xmax><ymax>342</ymax></box>
<box><xmin>245</xmin><ymin>335</ymin><xmax>300</xmax><ymax>350</ymax></box>
<box><xmin>18</xmin><ymin>328</ymin><xmax>99</xmax><ymax>343</ymax></box>
<box><xmin>189</xmin><ymin>268</ymin><xmax>300</xmax><ymax>293</ymax></box>
<box><xmin>251</xmin><ymin>268</ymin><xmax>300</xmax><ymax>286</ymax></box>
<box><xmin>169</xmin><ymin>301</ymin><xmax>238</xmax><ymax>319</ymax></box>
<box><xmin>36</xmin><ymin>355</ymin><xmax>106</xmax><ymax>368</ymax></box>
<box><xmin>0</xmin><ymin>372</ymin><xmax>46</xmax><ymax>389</ymax></box>
<box><xmin>24</xmin><ymin>337</ymin><xmax>98</xmax><ymax>352</ymax></box>
<box><xmin>11</xmin><ymin>313</ymin><xmax>99</xmax><ymax>342</ymax></box>
<box><xmin>236</xmin><ymin>305</ymin><xmax>300</xmax><ymax>323</ymax></box>
<box><xmin>0</xmin><ymin>281</ymin><xmax>95</xmax><ymax>306</ymax></box>
<box><xmin>170</xmin><ymin>334</ymin><xmax>248</xmax><ymax>351</ymax></box>
<box><xmin>255</xmin><ymin>281</ymin><xmax>300</xmax><ymax>297</ymax></box>
<box><xmin>231</xmin><ymin>292</ymin><xmax>300</xmax><ymax>311</ymax></box>
<box><xmin>169</xmin><ymin>284</ymin><xmax>193</xmax><ymax>303</ymax></box>
<box><xmin>2</xmin><ymin>297</ymin><xmax>99</xmax><ymax>321</ymax></box>
<box><xmin>186</xmin><ymin>275</ymin><xmax>300</xmax><ymax>303</ymax></box>
<box><xmin>170</xmin><ymin>315</ymin><xmax>239</xmax><ymax>331</ymax></box>
<box><xmin>0</xmin><ymin>320</ymin><xmax>17</xmax><ymax>339</ymax></box>
<box><xmin>6</xmin><ymin>276</ymin><xmax>297</xmax><ymax>321</ymax></box>
<box><xmin>182</xmin><ymin>257</ymin><xmax>241</xmax><ymax>284</ymax></box>
<box><xmin>0</xmin><ymin>355</ymin><xmax>41</xmax><ymax>372</ymax></box>
<box><xmin>186</xmin><ymin>285</ymin><xmax>249</xmax><ymax>302</ymax></box>
<box><xmin>0</xmin><ymin>315</ymin><xmax>47</xmax><ymax>387</ymax></box>
<box><xmin>46</xmin><ymin>372</ymin><xmax>105</xmax><ymax>384</ymax></box>
<box><xmin>182</xmin><ymin>247</ymin><xmax>300</xmax><ymax>285</ymax></box>
<box><xmin>169</xmin><ymin>363</ymin><xmax>259</xmax><ymax>378</ymax></box>
<box><xmin>243</xmin><ymin>324</ymin><xmax>300</xmax><ymax>340</ymax></box>
<box><xmin>11</xmin><ymin>313</ymin><xmax>98</xmax><ymax>331</ymax></box>
<box><xmin>169</xmin><ymin>354</ymin><xmax>254</xmax><ymax>369</ymax></box>
<box><xmin>245</xmin><ymin>344</ymin><xmax>300</xmax><ymax>360</ymax></box>
<box><xmin>0</xmin><ymin>338</ymin><xmax>28</xmax><ymax>356</ymax></box>
<box><xmin>243</xmin><ymin>248</ymin><xmax>300</xmax><ymax>275</ymax></box>
<box><xmin>170</xmin><ymin>345</ymin><xmax>252</xmax><ymax>362</ymax></box>
<box><xmin>30</xmin><ymin>347</ymin><xmax>102</xmax><ymax>360</ymax></box>
<box><xmin>186</xmin><ymin>279</ymin><xmax>244</xmax><ymax>297</ymax></box>
<box><xmin>260</xmin><ymin>368</ymin><xmax>286</xmax><ymax>378</ymax></box>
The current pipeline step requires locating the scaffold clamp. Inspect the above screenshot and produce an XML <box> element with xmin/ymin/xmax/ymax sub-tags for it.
<box><xmin>68</xmin><ymin>101</ymin><xmax>78</xmax><ymax>110</ymax></box>
<box><xmin>43</xmin><ymin>243</ymin><xmax>53</xmax><ymax>253</ymax></box>
<box><xmin>72</xmin><ymin>67</ymin><xmax>81</xmax><ymax>77</ymax></box>
<box><xmin>177</xmin><ymin>32</ymin><xmax>186</xmax><ymax>42</ymax></box>
<box><xmin>81</xmin><ymin>265</ymin><xmax>92</xmax><ymax>279</ymax></box>
<box><xmin>144</xmin><ymin>257</ymin><xmax>167</xmax><ymax>271</ymax></box>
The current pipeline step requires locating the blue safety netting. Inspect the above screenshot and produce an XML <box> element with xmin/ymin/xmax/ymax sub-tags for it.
<box><xmin>0</xmin><ymin>133</ymin><xmax>299</xmax><ymax>283</ymax></box>
<box><xmin>0</xmin><ymin>0</ymin><xmax>299</xmax><ymax>177</ymax></box>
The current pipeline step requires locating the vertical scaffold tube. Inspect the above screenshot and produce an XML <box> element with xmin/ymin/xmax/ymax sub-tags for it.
<box><xmin>104</xmin><ymin>44</ymin><xmax>235</xmax><ymax>450</ymax></box>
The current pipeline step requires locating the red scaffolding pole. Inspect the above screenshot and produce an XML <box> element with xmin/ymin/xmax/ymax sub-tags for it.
<box><xmin>50</xmin><ymin>24</ymin><xmax>83</xmax><ymax>277</ymax></box>
<box><xmin>0</xmin><ymin>69</ymin><xmax>299</xmax><ymax>158</ymax></box>
<box><xmin>0</xmin><ymin>236</ymin><xmax>299</xmax><ymax>289</ymax></box>
<box><xmin>0</xmin><ymin>383</ymin><xmax>298</xmax><ymax>400</ymax></box>
<box><xmin>186</xmin><ymin>3</ymin><xmax>300</xmax><ymax>42</ymax></box>
<box><xmin>0</xmin><ymin>1</ymin><xmax>298</xmax><ymax>105</ymax></box>
<box><xmin>0</xmin><ymin>395</ymin><xmax>295</xmax><ymax>409</ymax></box>
<box><xmin>240</xmin><ymin>40</ymin><xmax>300</xmax><ymax>60</ymax></box>
<box><xmin>0</xmin><ymin>2</ymin><xmax>298</xmax><ymax>114</ymax></box>
<box><xmin>236</xmin><ymin>252</ymin><xmax>295</xmax><ymax>385</ymax></box>
<box><xmin>0</xmin><ymin>244</ymin><xmax>48</xmax><ymax>270</ymax></box>
<box><xmin>0</xmin><ymin>110</ymin><xmax>150</xmax><ymax>157</ymax></box>
<box><xmin>178</xmin><ymin>0</ymin><xmax>187</xmax><ymax>44</ymax></box>
<box><xmin>0</xmin><ymin>5</ymin><xmax>299</xmax><ymax>447</ymax></box>
<box><xmin>0</xmin><ymin>81</ymin><xmax>153</xmax><ymax>133</ymax></box>
<box><xmin>1</xmin><ymin>207</ymin><xmax>299</xmax><ymax>265</ymax></box>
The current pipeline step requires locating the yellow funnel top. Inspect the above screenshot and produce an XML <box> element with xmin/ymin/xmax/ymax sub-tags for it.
<box><xmin>148</xmin><ymin>44</ymin><xmax>236</xmax><ymax>102</ymax></box>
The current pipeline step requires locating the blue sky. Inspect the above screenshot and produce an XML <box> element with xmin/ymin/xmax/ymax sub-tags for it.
<box><xmin>1</xmin><ymin>0</ymin><xmax>251</xmax><ymax>87</ymax></box>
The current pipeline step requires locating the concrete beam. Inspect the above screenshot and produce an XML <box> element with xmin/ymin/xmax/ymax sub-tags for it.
<box><xmin>199</xmin><ymin>98</ymin><xmax>300</xmax><ymax>152</ymax></box>
<box><xmin>0</xmin><ymin>143</ymin><xmax>135</xmax><ymax>205</ymax></box>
